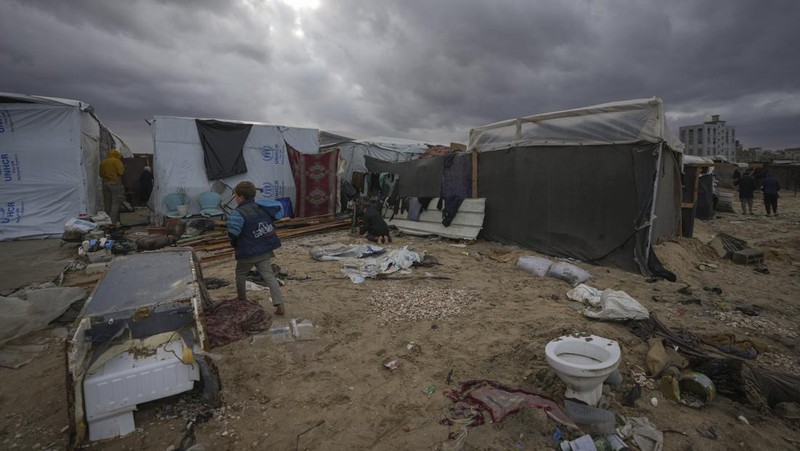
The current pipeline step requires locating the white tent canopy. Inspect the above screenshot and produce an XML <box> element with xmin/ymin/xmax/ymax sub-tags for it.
<box><xmin>151</xmin><ymin>116</ymin><xmax>319</xmax><ymax>219</ymax></box>
<box><xmin>0</xmin><ymin>92</ymin><xmax>131</xmax><ymax>240</ymax></box>
<box><xmin>468</xmin><ymin>97</ymin><xmax>684</xmax><ymax>152</ymax></box>
<box><xmin>322</xmin><ymin>133</ymin><xmax>433</xmax><ymax>184</ymax></box>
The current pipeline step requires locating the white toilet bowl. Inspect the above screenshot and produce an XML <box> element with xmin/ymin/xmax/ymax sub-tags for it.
<box><xmin>545</xmin><ymin>334</ymin><xmax>621</xmax><ymax>406</ymax></box>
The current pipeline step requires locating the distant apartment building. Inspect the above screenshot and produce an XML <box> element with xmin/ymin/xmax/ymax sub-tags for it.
<box><xmin>679</xmin><ymin>115</ymin><xmax>736</xmax><ymax>161</ymax></box>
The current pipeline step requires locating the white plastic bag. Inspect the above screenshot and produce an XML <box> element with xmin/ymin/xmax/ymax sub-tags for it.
<box><xmin>64</xmin><ymin>217</ymin><xmax>97</xmax><ymax>233</ymax></box>
<box><xmin>546</xmin><ymin>262</ymin><xmax>591</xmax><ymax>287</ymax></box>
<box><xmin>516</xmin><ymin>256</ymin><xmax>553</xmax><ymax>277</ymax></box>
<box><xmin>567</xmin><ymin>284</ymin><xmax>602</xmax><ymax>305</ymax></box>
<box><xmin>583</xmin><ymin>288</ymin><xmax>649</xmax><ymax>321</ymax></box>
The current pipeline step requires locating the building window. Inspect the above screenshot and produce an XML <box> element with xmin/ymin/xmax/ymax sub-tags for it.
<box><xmin>680</xmin><ymin>130</ymin><xmax>686</xmax><ymax>142</ymax></box>
<box><xmin>689</xmin><ymin>129</ymin><xmax>694</xmax><ymax>145</ymax></box>
<box><xmin>697</xmin><ymin>129</ymin><xmax>703</xmax><ymax>145</ymax></box>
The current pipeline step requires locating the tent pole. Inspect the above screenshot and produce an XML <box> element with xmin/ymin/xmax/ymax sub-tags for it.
<box><xmin>644</xmin><ymin>142</ymin><xmax>664</xmax><ymax>271</ymax></box>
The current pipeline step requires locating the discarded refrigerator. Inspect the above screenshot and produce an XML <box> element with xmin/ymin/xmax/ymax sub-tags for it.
<box><xmin>66</xmin><ymin>249</ymin><xmax>221</xmax><ymax>444</ymax></box>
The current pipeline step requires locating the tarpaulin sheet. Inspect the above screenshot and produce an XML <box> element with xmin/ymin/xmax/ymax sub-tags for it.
<box><xmin>365</xmin><ymin>155</ymin><xmax>442</xmax><ymax>197</ymax></box>
<box><xmin>151</xmin><ymin>116</ymin><xmax>318</xmax><ymax>218</ymax></box>
<box><xmin>195</xmin><ymin>119</ymin><xmax>252</xmax><ymax>180</ymax></box>
<box><xmin>478</xmin><ymin>143</ymin><xmax>662</xmax><ymax>273</ymax></box>
<box><xmin>0</xmin><ymin>103</ymin><xmax>98</xmax><ymax>240</ymax></box>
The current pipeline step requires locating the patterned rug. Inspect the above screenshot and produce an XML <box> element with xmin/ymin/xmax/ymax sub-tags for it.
<box><xmin>286</xmin><ymin>142</ymin><xmax>339</xmax><ymax>217</ymax></box>
<box><xmin>204</xmin><ymin>299</ymin><xmax>271</xmax><ymax>348</ymax></box>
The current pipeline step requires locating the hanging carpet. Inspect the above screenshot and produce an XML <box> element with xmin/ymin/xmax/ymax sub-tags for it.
<box><xmin>286</xmin><ymin>142</ymin><xmax>339</xmax><ymax>217</ymax></box>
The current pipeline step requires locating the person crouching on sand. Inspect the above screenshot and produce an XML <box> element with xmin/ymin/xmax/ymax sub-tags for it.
<box><xmin>359</xmin><ymin>202</ymin><xmax>392</xmax><ymax>244</ymax></box>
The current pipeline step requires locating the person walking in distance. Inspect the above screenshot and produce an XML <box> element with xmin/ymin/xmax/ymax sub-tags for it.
<box><xmin>738</xmin><ymin>169</ymin><xmax>756</xmax><ymax>215</ymax></box>
<box><xmin>761</xmin><ymin>171</ymin><xmax>781</xmax><ymax>217</ymax></box>
<box><xmin>99</xmin><ymin>148</ymin><xmax>125</xmax><ymax>227</ymax></box>
<box><xmin>227</xmin><ymin>181</ymin><xmax>287</xmax><ymax>315</ymax></box>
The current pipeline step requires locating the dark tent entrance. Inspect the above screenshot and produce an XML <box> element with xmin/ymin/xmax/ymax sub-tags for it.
<box><xmin>477</xmin><ymin>142</ymin><xmax>680</xmax><ymax>274</ymax></box>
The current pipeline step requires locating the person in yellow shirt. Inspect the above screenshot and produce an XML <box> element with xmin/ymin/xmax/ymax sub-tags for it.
<box><xmin>99</xmin><ymin>148</ymin><xmax>125</xmax><ymax>226</ymax></box>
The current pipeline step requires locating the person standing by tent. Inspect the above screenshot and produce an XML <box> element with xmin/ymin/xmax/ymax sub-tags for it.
<box><xmin>227</xmin><ymin>181</ymin><xmax>287</xmax><ymax>315</ymax></box>
<box><xmin>761</xmin><ymin>171</ymin><xmax>781</xmax><ymax>216</ymax></box>
<box><xmin>738</xmin><ymin>169</ymin><xmax>756</xmax><ymax>215</ymax></box>
<box><xmin>99</xmin><ymin>148</ymin><xmax>125</xmax><ymax>227</ymax></box>
<box><xmin>359</xmin><ymin>202</ymin><xmax>392</xmax><ymax>244</ymax></box>
<box><xmin>139</xmin><ymin>166</ymin><xmax>154</xmax><ymax>205</ymax></box>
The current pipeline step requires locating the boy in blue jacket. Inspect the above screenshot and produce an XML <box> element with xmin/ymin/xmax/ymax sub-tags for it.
<box><xmin>227</xmin><ymin>181</ymin><xmax>287</xmax><ymax>315</ymax></box>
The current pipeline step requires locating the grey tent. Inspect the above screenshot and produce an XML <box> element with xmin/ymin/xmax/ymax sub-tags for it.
<box><xmin>468</xmin><ymin>98</ymin><xmax>683</xmax><ymax>275</ymax></box>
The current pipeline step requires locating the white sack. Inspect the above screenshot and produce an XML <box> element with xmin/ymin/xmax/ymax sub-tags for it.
<box><xmin>516</xmin><ymin>256</ymin><xmax>553</xmax><ymax>277</ymax></box>
<box><xmin>547</xmin><ymin>262</ymin><xmax>591</xmax><ymax>287</ymax></box>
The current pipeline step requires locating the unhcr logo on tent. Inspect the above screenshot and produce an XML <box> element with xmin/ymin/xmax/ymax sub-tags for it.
<box><xmin>1</xmin><ymin>200</ymin><xmax>23</xmax><ymax>224</ymax></box>
<box><xmin>260</xmin><ymin>144</ymin><xmax>286</xmax><ymax>164</ymax></box>
<box><xmin>1</xmin><ymin>153</ymin><xmax>18</xmax><ymax>182</ymax></box>
<box><xmin>262</xmin><ymin>180</ymin><xmax>286</xmax><ymax>199</ymax></box>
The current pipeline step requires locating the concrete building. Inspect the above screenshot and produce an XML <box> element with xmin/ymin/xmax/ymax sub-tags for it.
<box><xmin>679</xmin><ymin>115</ymin><xmax>736</xmax><ymax>161</ymax></box>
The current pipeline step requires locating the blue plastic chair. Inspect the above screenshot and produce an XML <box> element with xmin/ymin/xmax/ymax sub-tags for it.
<box><xmin>198</xmin><ymin>191</ymin><xmax>224</xmax><ymax>218</ymax></box>
<box><xmin>164</xmin><ymin>192</ymin><xmax>190</xmax><ymax>218</ymax></box>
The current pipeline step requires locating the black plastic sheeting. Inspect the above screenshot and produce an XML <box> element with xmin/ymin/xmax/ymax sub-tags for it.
<box><xmin>196</xmin><ymin>119</ymin><xmax>252</xmax><ymax>180</ymax></box>
<box><xmin>365</xmin><ymin>155</ymin><xmax>442</xmax><ymax>197</ymax></box>
<box><xmin>695</xmin><ymin>175</ymin><xmax>715</xmax><ymax>220</ymax></box>
<box><xmin>478</xmin><ymin>143</ymin><xmax>667</xmax><ymax>273</ymax></box>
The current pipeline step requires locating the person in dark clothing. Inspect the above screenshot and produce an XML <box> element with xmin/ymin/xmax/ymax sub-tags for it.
<box><xmin>732</xmin><ymin>169</ymin><xmax>741</xmax><ymax>187</ymax></box>
<box><xmin>359</xmin><ymin>203</ymin><xmax>392</xmax><ymax>244</ymax></box>
<box><xmin>761</xmin><ymin>171</ymin><xmax>781</xmax><ymax>216</ymax></box>
<box><xmin>139</xmin><ymin>166</ymin><xmax>154</xmax><ymax>205</ymax></box>
<box><xmin>227</xmin><ymin>181</ymin><xmax>287</xmax><ymax>315</ymax></box>
<box><xmin>737</xmin><ymin>169</ymin><xmax>756</xmax><ymax>215</ymax></box>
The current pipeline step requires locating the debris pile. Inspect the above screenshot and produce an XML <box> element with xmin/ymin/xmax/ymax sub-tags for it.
<box><xmin>370</xmin><ymin>286</ymin><xmax>473</xmax><ymax>322</ymax></box>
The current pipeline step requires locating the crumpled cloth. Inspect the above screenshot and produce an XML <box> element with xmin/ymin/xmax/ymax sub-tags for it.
<box><xmin>205</xmin><ymin>299</ymin><xmax>272</xmax><ymax>348</ymax></box>
<box><xmin>340</xmin><ymin>246</ymin><xmax>421</xmax><ymax>283</ymax></box>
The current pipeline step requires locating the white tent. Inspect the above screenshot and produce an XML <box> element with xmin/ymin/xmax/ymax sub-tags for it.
<box><xmin>0</xmin><ymin>92</ymin><xmax>131</xmax><ymax>240</ymax></box>
<box><xmin>151</xmin><ymin>116</ymin><xmax>319</xmax><ymax>219</ymax></box>
<box><xmin>320</xmin><ymin>132</ymin><xmax>432</xmax><ymax>184</ymax></box>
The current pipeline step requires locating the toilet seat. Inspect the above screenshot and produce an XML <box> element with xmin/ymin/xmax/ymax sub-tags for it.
<box><xmin>545</xmin><ymin>334</ymin><xmax>621</xmax><ymax>376</ymax></box>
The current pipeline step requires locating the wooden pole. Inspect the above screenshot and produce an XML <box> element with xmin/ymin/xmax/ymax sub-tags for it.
<box><xmin>471</xmin><ymin>150</ymin><xmax>478</xmax><ymax>198</ymax></box>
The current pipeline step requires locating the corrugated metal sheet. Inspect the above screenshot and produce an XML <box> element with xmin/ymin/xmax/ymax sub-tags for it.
<box><xmin>384</xmin><ymin>198</ymin><xmax>486</xmax><ymax>240</ymax></box>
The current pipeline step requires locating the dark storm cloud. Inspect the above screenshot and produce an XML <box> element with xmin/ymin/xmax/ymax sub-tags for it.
<box><xmin>1</xmin><ymin>0</ymin><xmax>798</xmax><ymax>152</ymax></box>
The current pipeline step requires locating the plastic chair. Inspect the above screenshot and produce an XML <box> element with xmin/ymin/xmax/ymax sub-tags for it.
<box><xmin>164</xmin><ymin>192</ymin><xmax>190</xmax><ymax>218</ymax></box>
<box><xmin>198</xmin><ymin>191</ymin><xmax>224</xmax><ymax>218</ymax></box>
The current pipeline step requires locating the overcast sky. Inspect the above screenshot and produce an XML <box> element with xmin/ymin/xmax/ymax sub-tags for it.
<box><xmin>2</xmin><ymin>0</ymin><xmax>799</xmax><ymax>153</ymax></box>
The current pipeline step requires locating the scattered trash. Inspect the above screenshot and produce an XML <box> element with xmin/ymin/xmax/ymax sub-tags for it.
<box><xmin>423</xmin><ymin>384</ymin><xmax>437</xmax><ymax>395</ymax></box>
<box><xmin>622</xmin><ymin>385</ymin><xmax>642</xmax><ymax>407</ymax></box>
<box><xmin>697</xmin><ymin>262</ymin><xmax>717</xmax><ymax>271</ymax></box>
<box><xmin>657</xmin><ymin>370</ymin><xmax>716</xmax><ymax>409</ymax></box>
<box><xmin>619</xmin><ymin>416</ymin><xmax>663</xmax><ymax>451</ymax></box>
<box><xmin>703</xmin><ymin>286</ymin><xmax>722</xmax><ymax>295</ymax></box>
<box><xmin>370</xmin><ymin>285</ymin><xmax>473</xmax><ymax>322</ymax></box>
<box><xmin>650</xmin><ymin>397</ymin><xmax>658</xmax><ymax>407</ymax></box>
<box><xmin>646</xmin><ymin>338</ymin><xmax>688</xmax><ymax>377</ymax></box>
<box><xmin>290</xmin><ymin>318</ymin><xmax>315</xmax><ymax>341</ymax></box>
<box><xmin>267</xmin><ymin>324</ymin><xmax>293</xmax><ymax>344</ymax></box>
<box><xmin>697</xmin><ymin>425</ymin><xmax>717</xmax><ymax>440</ymax></box>
<box><xmin>754</xmin><ymin>266</ymin><xmax>770</xmax><ymax>274</ymax></box>
<box><xmin>568</xmin><ymin>284</ymin><xmax>649</xmax><ymax>321</ymax></box>
<box><xmin>384</xmin><ymin>360</ymin><xmax>400</xmax><ymax>371</ymax></box>
<box><xmin>737</xmin><ymin>415</ymin><xmax>750</xmax><ymax>425</ymax></box>
<box><xmin>340</xmin><ymin>246</ymin><xmax>421</xmax><ymax>283</ymax></box>
<box><xmin>564</xmin><ymin>399</ymin><xmax>615</xmax><ymax>435</ymax></box>
<box><xmin>710</xmin><ymin>233</ymin><xmax>747</xmax><ymax>259</ymax></box>
<box><xmin>443</xmin><ymin>380</ymin><xmax>577</xmax><ymax>430</ymax></box>
<box><xmin>309</xmin><ymin>243</ymin><xmax>385</xmax><ymax>261</ymax></box>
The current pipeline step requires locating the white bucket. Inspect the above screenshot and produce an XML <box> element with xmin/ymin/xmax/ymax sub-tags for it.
<box><xmin>176</xmin><ymin>205</ymin><xmax>189</xmax><ymax>216</ymax></box>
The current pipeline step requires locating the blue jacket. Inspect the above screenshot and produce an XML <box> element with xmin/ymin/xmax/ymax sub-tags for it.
<box><xmin>227</xmin><ymin>199</ymin><xmax>284</xmax><ymax>259</ymax></box>
<box><xmin>761</xmin><ymin>175</ymin><xmax>781</xmax><ymax>196</ymax></box>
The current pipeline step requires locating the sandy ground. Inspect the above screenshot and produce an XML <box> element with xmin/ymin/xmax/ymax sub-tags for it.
<box><xmin>1</xmin><ymin>195</ymin><xmax>800</xmax><ymax>450</ymax></box>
